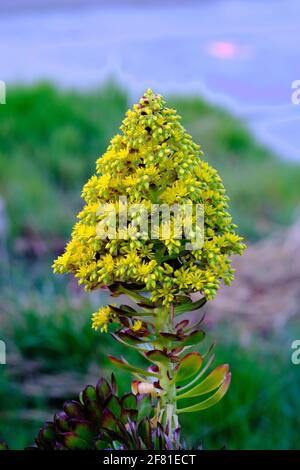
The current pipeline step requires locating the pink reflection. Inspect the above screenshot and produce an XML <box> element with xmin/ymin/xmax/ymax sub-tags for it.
<box><xmin>206</xmin><ymin>41</ymin><xmax>252</xmax><ymax>60</ymax></box>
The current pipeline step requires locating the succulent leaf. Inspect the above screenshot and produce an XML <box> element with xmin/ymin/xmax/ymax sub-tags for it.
<box><xmin>178</xmin><ymin>372</ymin><xmax>231</xmax><ymax>413</ymax></box>
<box><xmin>62</xmin><ymin>433</ymin><xmax>90</xmax><ymax>450</ymax></box>
<box><xmin>105</xmin><ymin>395</ymin><xmax>122</xmax><ymax>420</ymax></box>
<box><xmin>177</xmin><ymin>364</ymin><xmax>229</xmax><ymax>400</ymax></box>
<box><xmin>179</xmin><ymin>330</ymin><xmax>206</xmax><ymax>347</ymax></box>
<box><xmin>96</xmin><ymin>377</ymin><xmax>112</xmax><ymax>404</ymax></box>
<box><xmin>108</xmin><ymin>355</ymin><xmax>158</xmax><ymax>377</ymax></box>
<box><xmin>145</xmin><ymin>349</ymin><xmax>170</xmax><ymax>364</ymax></box>
<box><xmin>175</xmin><ymin>352</ymin><xmax>203</xmax><ymax>384</ymax></box>
<box><xmin>174</xmin><ymin>297</ymin><xmax>207</xmax><ymax>315</ymax></box>
<box><xmin>121</xmin><ymin>393</ymin><xmax>138</xmax><ymax>410</ymax></box>
<box><xmin>63</xmin><ymin>401</ymin><xmax>85</xmax><ymax>419</ymax></box>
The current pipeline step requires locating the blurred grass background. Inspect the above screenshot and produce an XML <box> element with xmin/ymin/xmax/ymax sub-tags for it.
<box><xmin>1</xmin><ymin>82</ymin><xmax>300</xmax><ymax>449</ymax></box>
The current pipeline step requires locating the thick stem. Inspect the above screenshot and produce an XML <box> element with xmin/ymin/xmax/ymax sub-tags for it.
<box><xmin>159</xmin><ymin>363</ymin><xmax>178</xmax><ymax>434</ymax></box>
<box><xmin>154</xmin><ymin>305</ymin><xmax>179</xmax><ymax>437</ymax></box>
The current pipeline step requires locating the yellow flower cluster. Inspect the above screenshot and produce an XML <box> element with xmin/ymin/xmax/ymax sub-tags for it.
<box><xmin>91</xmin><ymin>306</ymin><xmax>115</xmax><ymax>333</ymax></box>
<box><xmin>53</xmin><ymin>89</ymin><xmax>245</xmax><ymax>304</ymax></box>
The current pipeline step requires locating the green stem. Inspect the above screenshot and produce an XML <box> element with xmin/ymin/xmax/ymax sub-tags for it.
<box><xmin>153</xmin><ymin>305</ymin><xmax>179</xmax><ymax>437</ymax></box>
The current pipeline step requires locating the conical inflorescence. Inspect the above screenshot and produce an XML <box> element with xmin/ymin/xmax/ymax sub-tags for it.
<box><xmin>53</xmin><ymin>89</ymin><xmax>245</xmax><ymax>307</ymax></box>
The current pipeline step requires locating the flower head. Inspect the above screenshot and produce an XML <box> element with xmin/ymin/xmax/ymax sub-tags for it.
<box><xmin>53</xmin><ymin>89</ymin><xmax>245</xmax><ymax>306</ymax></box>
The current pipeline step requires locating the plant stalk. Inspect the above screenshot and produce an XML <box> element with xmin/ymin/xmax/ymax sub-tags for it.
<box><xmin>154</xmin><ymin>304</ymin><xmax>179</xmax><ymax>437</ymax></box>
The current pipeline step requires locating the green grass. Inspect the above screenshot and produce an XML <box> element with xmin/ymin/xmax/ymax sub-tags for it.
<box><xmin>0</xmin><ymin>82</ymin><xmax>300</xmax><ymax>241</ymax></box>
<box><xmin>0</xmin><ymin>82</ymin><xmax>127</xmax><ymax>238</ymax></box>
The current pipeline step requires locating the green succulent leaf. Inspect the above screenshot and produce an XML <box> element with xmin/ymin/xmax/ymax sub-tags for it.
<box><xmin>71</xmin><ymin>421</ymin><xmax>94</xmax><ymax>443</ymax></box>
<box><xmin>121</xmin><ymin>393</ymin><xmax>137</xmax><ymax>410</ymax></box>
<box><xmin>177</xmin><ymin>364</ymin><xmax>229</xmax><ymax>399</ymax></box>
<box><xmin>118</xmin><ymin>332</ymin><xmax>146</xmax><ymax>345</ymax></box>
<box><xmin>175</xmin><ymin>319</ymin><xmax>189</xmax><ymax>331</ymax></box>
<box><xmin>137</xmin><ymin>394</ymin><xmax>153</xmax><ymax>420</ymax></box>
<box><xmin>178</xmin><ymin>372</ymin><xmax>231</xmax><ymax>413</ymax></box>
<box><xmin>108</xmin><ymin>305</ymin><xmax>131</xmax><ymax>316</ymax></box>
<box><xmin>177</xmin><ymin>353</ymin><xmax>215</xmax><ymax>394</ymax></box>
<box><xmin>108</xmin><ymin>355</ymin><xmax>158</xmax><ymax>377</ymax></box>
<box><xmin>159</xmin><ymin>332</ymin><xmax>181</xmax><ymax>341</ymax></box>
<box><xmin>138</xmin><ymin>418</ymin><xmax>152</xmax><ymax>449</ymax></box>
<box><xmin>109</xmin><ymin>304</ymin><xmax>149</xmax><ymax>318</ymax></box>
<box><xmin>82</xmin><ymin>385</ymin><xmax>97</xmax><ymax>404</ymax></box>
<box><xmin>179</xmin><ymin>330</ymin><xmax>206</xmax><ymax>347</ymax></box>
<box><xmin>96</xmin><ymin>378</ymin><xmax>112</xmax><ymax>403</ymax></box>
<box><xmin>111</xmin><ymin>333</ymin><xmax>148</xmax><ymax>352</ymax></box>
<box><xmin>146</xmin><ymin>349</ymin><xmax>170</xmax><ymax>364</ymax></box>
<box><xmin>114</xmin><ymin>284</ymin><xmax>152</xmax><ymax>305</ymax></box>
<box><xmin>94</xmin><ymin>438</ymin><xmax>109</xmax><ymax>450</ymax></box>
<box><xmin>121</xmin><ymin>408</ymin><xmax>139</xmax><ymax>423</ymax></box>
<box><xmin>174</xmin><ymin>297</ymin><xmax>206</xmax><ymax>315</ymax></box>
<box><xmin>80</xmin><ymin>387</ymin><xmax>103</xmax><ymax>421</ymax></box>
<box><xmin>55</xmin><ymin>412</ymin><xmax>70</xmax><ymax>432</ymax></box>
<box><xmin>137</xmin><ymin>302</ymin><xmax>156</xmax><ymax>310</ymax></box>
<box><xmin>39</xmin><ymin>426</ymin><xmax>56</xmax><ymax>444</ymax></box>
<box><xmin>63</xmin><ymin>401</ymin><xmax>85</xmax><ymax>419</ymax></box>
<box><xmin>119</xmin><ymin>304</ymin><xmax>138</xmax><ymax>313</ymax></box>
<box><xmin>105</xmin><ymin>395</ymin><xmax>122</xmax><ymax>420</ymax></box>
<box><xmin>62</xmin><ymin>433</ymin><xmax>90</xmax><ymax>450</ymax></box>
<box><xmin>175</xmin><ymin>352</ymin><xmax>202</xmax><ymax>384</ymax></box>
<box><xmin>101</xmin><ymin>409</ymin><xmax>119</xmax><ymax>432</ymax></box>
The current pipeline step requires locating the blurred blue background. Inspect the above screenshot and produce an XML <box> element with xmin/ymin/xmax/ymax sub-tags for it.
<box><xmin>1</xmin><ymin>0</ymin><xmax>300</xmax><ymax>159</ymax></box>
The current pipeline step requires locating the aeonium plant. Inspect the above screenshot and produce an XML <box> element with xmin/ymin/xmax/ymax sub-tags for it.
<box><xmin>51</xmin><ymin>89</ymin><xmax>245</xmax><ymax>447</ymax></box>
<box><xmin>28</xmin><ymin>375</ymin><xmax>181</xmax><ymax>450</ymax></box>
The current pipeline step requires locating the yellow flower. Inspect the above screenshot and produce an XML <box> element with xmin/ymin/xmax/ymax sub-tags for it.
<box><xmin>91</xmin><ymin>306</ymin><xmax>115</xmax><ymax>333</ymax></box>
<box><xmin>97</xmin><ymin>174</ymin><xmax>111</xmax><ymax>192</ymax></box>
<box><xmin>135</xmin><ymin>260</ymin><xmax>157</xmax><ymax>281</ymax></box>
<box><xmin>118</xmin><ymin>148</ymin><xmax>129</xmax><ymax>159</ymax></box>
<box><xmin>100</xmin><ymin>253</ymin><xmax>115</xmax><ymax>272</ymax></box>
<box><xmin>124</xmin><ymin>175</ymin><xmax>139</xmax><ymax>187</ymax></box>
<box><xmin>161</xmin><ymin>180</ymin><xmax>188</xmax><ymax>204</ymax></box>
<box><xmin>132</xmin><ymin>320</ymin><xmax>143</xmax><ymax>332</ymax></box>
